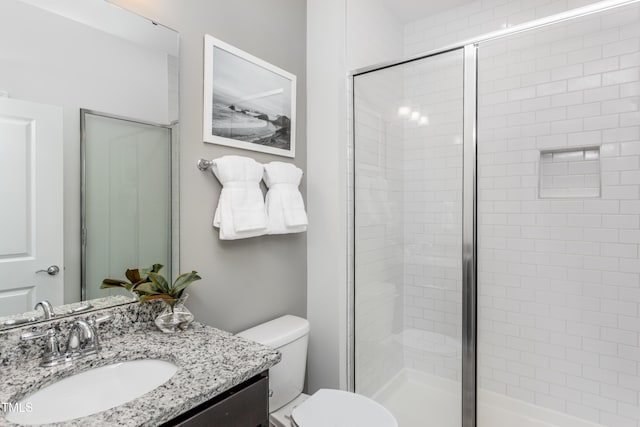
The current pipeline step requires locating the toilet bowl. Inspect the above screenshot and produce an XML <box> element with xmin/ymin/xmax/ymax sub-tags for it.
<box><xmin>238</xmin><ymin>315</ymin><xmax>397</xmax><ymax>427</ymax></box>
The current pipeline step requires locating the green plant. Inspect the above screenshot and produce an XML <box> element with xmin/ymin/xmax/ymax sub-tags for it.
<box><xmin>100</xmin><ymin>263</ymin><xmax>164</xmax><ymax>294</ymax></box>
<box><xmin>101</xmin><ymin>264</ymin><xmax>201</xmax><ymax>308</ymax></box>
<box><xmin>136</xmin><ymin>270</ymin><xmax>202</xmax><ymax>305</ymax></box>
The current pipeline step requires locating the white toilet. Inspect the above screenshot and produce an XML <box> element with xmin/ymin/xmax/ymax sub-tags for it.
<box><xmin>238</xmin><ymin>315</ymin><xmax>398</xmax><ymax>427</ymax></box>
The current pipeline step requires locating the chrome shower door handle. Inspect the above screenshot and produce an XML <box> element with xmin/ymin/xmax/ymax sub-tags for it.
<box><xmin>36</xmin><ymin>265</ymin><xmax>60</xmax><ymax>276</ymax></box>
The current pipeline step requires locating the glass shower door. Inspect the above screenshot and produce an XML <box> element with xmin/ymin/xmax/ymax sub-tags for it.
<box><xmin>353</xmin><ymin>49</ymin><xmax>465</xmax><ymax>427</ymax></box>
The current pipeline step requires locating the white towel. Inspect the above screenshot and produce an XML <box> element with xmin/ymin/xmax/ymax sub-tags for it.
<box><xmin>211</xmin><ymin>156</ymin><xmax>268</xmax><ymax>240</ymax></box>
<box><xmin>263</xmin><ymin>162</ymin><xmax>308</xmax><ymax>234</ymax></box>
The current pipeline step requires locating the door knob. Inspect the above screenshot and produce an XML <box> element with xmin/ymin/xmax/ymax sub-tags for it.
<box><xmin>36</xmin><ymin>265</ymin><xmax>60</xmax><ymax>276</ymax></box>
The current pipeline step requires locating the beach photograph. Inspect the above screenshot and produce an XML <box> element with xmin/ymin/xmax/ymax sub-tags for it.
<box><xmin>203</xmin><ymin>35</ymin><xmax>296</xmax><ymax>157</ymax></box>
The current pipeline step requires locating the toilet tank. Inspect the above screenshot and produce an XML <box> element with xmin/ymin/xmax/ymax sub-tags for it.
<box><xmin>237</xmin><ymin>315</ymin><xmax>310</xmax><ymax>412</ymax></box>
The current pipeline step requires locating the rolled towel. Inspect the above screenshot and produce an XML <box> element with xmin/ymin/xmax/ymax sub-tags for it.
<box><xmin>263</xmin><ymin>162</ymin><xmax>308</xmax><ymax>234</ymax></box>
<box><xmin>211</xmin><ymin>155</ymin><xmax>268</xmax><ymax>240</ymax></box>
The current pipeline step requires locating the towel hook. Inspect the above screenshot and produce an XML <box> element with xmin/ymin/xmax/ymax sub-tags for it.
<box><xmin>197</xmin><ymin>158</ymin><xmax>213</xmax><ymax>171</ymax></box>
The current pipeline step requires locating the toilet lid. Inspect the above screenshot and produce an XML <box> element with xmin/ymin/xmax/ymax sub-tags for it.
<box><xmin>290</xmin><ymin>389</ymin><xmax>397</xmax><ymax>427</ymax></box>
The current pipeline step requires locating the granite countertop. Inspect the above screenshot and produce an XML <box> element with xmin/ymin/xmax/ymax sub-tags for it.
<box><xmin>0</xmin><ymin>321</ymin><xmax>280</xmax><ymax>427</ymax></box>
<box><xmin>0</xmin><ymin>295</ymin><xmax>132</xmax><ymax>330</ymax></box>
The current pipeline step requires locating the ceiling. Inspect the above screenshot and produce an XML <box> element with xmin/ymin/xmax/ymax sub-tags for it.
<box><xmin>380</xmin><ymin>0</ymin><xmax>477</xmax><ymax>23</ymax></box>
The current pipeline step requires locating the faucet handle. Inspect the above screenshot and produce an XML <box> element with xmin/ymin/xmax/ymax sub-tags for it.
<box><xmin>21</xmin><ymin>329</ymin><xmax>53</xmax><ymax>341</ymax></box>
<box><xmin>21</xmin><ymin>328</ymin><xmax>63</xmax><ymax>367</ymax></box>
<box><xmin>90</xmin><ymin>313</ymin><xmax>114</xmax><ymax>327</ymax></box>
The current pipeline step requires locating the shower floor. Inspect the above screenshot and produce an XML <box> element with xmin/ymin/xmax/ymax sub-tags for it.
<box><xmin>373</xmin><ymin>369</ymin><xmax>604</xmax><ymax>427</ymax></box>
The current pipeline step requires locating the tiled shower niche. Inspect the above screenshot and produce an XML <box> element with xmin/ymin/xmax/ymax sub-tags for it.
<box><xmin>539</xmin><ymin>147</ymin><xmax>601</xmax><ymax>198</ymax></box>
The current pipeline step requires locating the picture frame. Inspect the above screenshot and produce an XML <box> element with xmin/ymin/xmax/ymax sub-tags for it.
<box><xmin>203</xmin><ymin>35</ymin><xmax>296</xmax><ymax>158</ymax></box>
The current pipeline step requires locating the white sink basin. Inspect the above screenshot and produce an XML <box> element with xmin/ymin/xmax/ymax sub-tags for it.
<box><xmin>6</xmin><ymin>359</ymin><xmax>178</xmax><ymax>425</ymax></box>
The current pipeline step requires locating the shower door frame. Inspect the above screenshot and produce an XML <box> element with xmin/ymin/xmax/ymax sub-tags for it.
<box><xmin>348</xmin><ymin>1</ymin><xmax>640</xmax><ymax>426</ymax></box>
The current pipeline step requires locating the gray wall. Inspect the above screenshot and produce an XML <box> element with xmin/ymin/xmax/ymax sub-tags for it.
<box><xmin>112</xmin><ymin>0</ymin><xmax>307</xmax><ymax>333</ymax></box>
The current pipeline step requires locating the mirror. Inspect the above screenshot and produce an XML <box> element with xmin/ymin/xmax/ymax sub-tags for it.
<box><xmin>0</xmin><ymin>0</ymin><xmax>179</xmax><ymax>328</ymax></box>
<box><xmin>82</xmin><ymin>110</ymin><xmax>174</xmax><ymax>302</ymax></box>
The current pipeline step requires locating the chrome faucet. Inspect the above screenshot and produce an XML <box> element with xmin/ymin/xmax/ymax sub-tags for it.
<box><xmin>66</xmin><ymin>314</ymin><xmax>113</xmax><ymax>359</ymax></box>
<box><xmin>34</xmin><ymin>300</ymin><xmax>56</xmax><ymax>319</ymax></box>
<box><xmin>21</xmin><ymin>313</ymin><xmax>114</xmax><ymax>367</ymax></box>
<box><xmin>66</xmin><ymin>319</ymin><xmax>98</xmax><ymax>357</ymax></box>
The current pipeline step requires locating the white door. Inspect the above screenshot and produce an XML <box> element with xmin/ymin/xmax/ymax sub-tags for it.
<box><xmin>0</xmin><ymin>98</ymin><xmax>63</xmax><ymax>316</ymax></box>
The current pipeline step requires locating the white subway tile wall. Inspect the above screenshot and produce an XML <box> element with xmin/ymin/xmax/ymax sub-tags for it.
<box><xmin>476</xmin><ymin>4</ymin><xmax>640</xmax><ymax>425</ymax></box>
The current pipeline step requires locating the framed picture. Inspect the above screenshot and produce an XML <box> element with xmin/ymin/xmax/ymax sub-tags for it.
<box><xmin>203</xmin><ymin>35</ymin><xmax>296</xmax><ymax>158</ymax></box>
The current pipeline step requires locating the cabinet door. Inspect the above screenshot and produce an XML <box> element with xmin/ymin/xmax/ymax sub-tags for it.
<box><xmin>168</xmin><ymin>373</ymin><xmax>269</xmax><ymax>427</ymax></box>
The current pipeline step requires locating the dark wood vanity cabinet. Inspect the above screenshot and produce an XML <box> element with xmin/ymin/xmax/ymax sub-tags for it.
<box><xmin>162</xmin><ymin>371</ymin><xmax>269</xmax><ymax>427</ymax></box>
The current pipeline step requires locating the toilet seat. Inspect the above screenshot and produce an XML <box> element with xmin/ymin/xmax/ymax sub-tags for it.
<box><xmin>290</xmin><ymin>389</ymin><xmax>397</xmax><ymax>427</ymax></box>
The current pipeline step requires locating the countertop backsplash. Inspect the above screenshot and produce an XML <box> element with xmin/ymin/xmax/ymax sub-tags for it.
<box><xmin>0</xmin><ymin>301</ymin><xmax>161</xmax><ymax>367</ymax></box>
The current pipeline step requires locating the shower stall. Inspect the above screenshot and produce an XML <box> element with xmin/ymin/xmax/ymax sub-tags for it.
<box><xmin>350</xmin><ymin>1</ymin><xmax>640</xmax><ymax>426</ymax></box>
